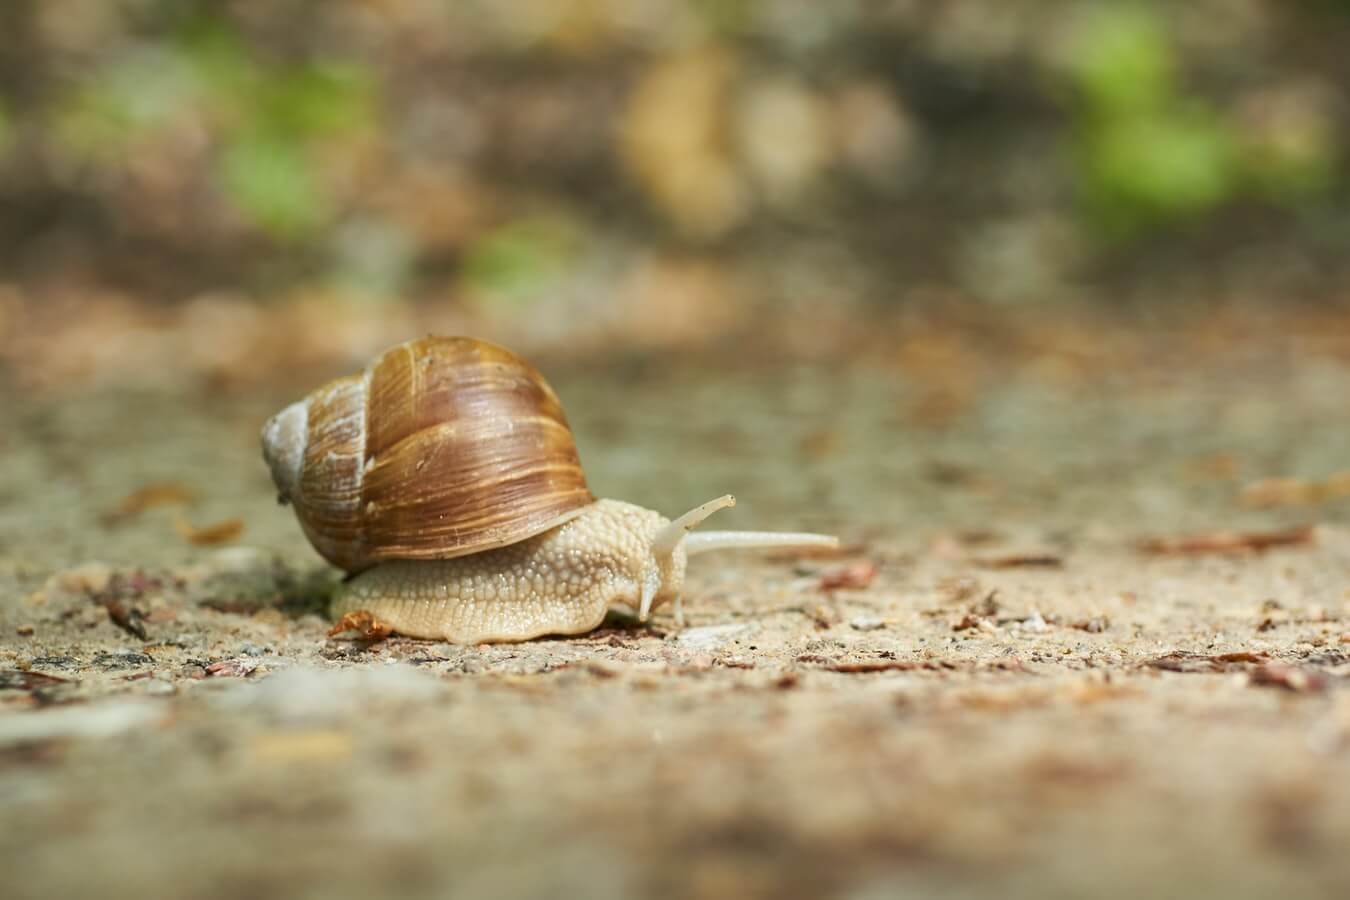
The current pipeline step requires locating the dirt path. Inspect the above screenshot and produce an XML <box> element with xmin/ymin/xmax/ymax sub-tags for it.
<box><xmin>2</xmin><ymin>343</ymin><xmax>1349</xmax><ymax>899</ymax></box>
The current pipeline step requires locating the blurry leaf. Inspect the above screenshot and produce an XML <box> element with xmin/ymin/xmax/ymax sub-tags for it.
<box><xmin>1081</xmin><ymin>109</ymin><xmax>1234</xmax><ymax>233</ymax></box>
<box><xmin>692</xmin><ymin>0</ymin><xmax>756</xmax><ymax>34</ymax></box>
<box><xmin>258</xmin><ymin>63</ymin><xmax>374</xmax><ymax>139</ymax></box>
<box><xmin>181</xmin><ymin>19</ymin><xmax>259</xmax><ymax>100</ymax></box>
<box><xmin>461</xmin><ymin>218</ymin><xmax>577</xmax><ymax>302</ymax></box>
<box><xmin>181</xmin><ymin>18</ymin><xmax>372</xmax><ymax>140</ymax></box>
<box><xmin>1064</xmin><ymin>3</ymin><xmax>1174</xmax><ymax>116</ymax></box>
<box><xmin>218</xmin><ymin>135</ymin><xmax>329</xmax><ymax>239</ymax></box>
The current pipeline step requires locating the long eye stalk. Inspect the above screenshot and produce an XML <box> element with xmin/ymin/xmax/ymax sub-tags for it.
<box><xmin>652</xmin><ymin>494</ymin><xmax>838</xmax><ymax>557</ymax></box>
<box><xmin>683</xmin><ymin>530</ymin><xmax>838</xmax><ymax>556</ymax></box>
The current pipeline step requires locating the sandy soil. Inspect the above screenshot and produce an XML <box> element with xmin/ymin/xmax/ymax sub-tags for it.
<box><xmin>2</xmin><ymin>337</ymin><xmax>1349</xmax><ymax>899</ymax></box>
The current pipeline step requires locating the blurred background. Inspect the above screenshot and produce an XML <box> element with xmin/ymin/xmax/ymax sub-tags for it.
<box><xmin>1</xmin><ymin>0</ymin><xmax>1348</xmax><ymax>388</ymax></box>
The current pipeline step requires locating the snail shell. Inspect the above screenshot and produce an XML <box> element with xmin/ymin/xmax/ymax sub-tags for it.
<box><xmin>260</xmin><ymin>336</ymin><xmax>593</xmax><ymax>573</ymax></box>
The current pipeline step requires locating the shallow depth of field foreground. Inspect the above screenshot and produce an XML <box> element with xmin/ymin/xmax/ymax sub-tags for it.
<box><xmin>4</xmin><ymin>319</ymin><xmax>1350</xmax><ymax>899</ymax></box>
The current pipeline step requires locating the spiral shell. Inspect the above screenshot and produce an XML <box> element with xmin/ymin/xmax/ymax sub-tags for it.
<box><xmin>261</xmin><ymin>336</ymin><xmax>594</xmax><ymax>572</ymax></box>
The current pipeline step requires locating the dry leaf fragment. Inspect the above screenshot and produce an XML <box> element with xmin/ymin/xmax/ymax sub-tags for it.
<box><xmin>1249</xmin><ymin>665</ymin><xmax>1328</xmax><ymax>693</ymax></box>
<box><xmin>1143</xmin><ymin>650</ymin><xmax>1270</xmax><ymax>673</ymax></box>
<box><xmin>818</xmin><ymin>561</ymin><xmax>878</xmax><ymax>591</ymax></box>
<box><xmin>328</xmin><ymin>610</ymin><xmax>394</xmax><ymax>641</ymax></box>
<box><xmin>1138</xmin><ymin>525</ymin><xmax>1315</xmax><ymax>556</ymax></box>
<box><xmin>1240</xmin><ymin>472</ymin><xmax>1350</xmax><ymax>508</ymax></box>
<box><xmin>953</xmin><ymin>614</ymin><xmax>986</xmax><ymax>632</ymax></box>
<box><xmin>102</xmin><ymin>598</ymin><xmax>148</xmax><ymax>640</ymax></box>
<box><xmin>175</xmin><ymin>517</ymin><xmax>244</xmax><ymax>546</ymax></box>
<box><xmin>1240</xmin><ymin>477</ymin><xmax>1318</xmax><ymax>508</ymax></box>
<box><xmin>205</xmin><ymin>658</ymin><xmax>260</xmax><ymax>678</ymax></box>
<box><xmin>102</xmin><ymin>482</ymin><xmax>196</xmax><ymax>523</ymax></box>
<box><xmin>979</xmin><ymin>553</ymin><xmax>1063</xmax><ymax>570</ymax></box>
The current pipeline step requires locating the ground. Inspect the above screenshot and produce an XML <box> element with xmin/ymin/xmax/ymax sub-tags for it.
<box><xmin>2</xmin><ymin>323</ymin><xmax>1349</xmax><ymax>899</ymax></box>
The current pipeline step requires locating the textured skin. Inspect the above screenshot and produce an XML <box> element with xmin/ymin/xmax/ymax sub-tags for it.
<box><xmin>330</xmin><ymin>500</ymin><xmax>687</xmax><ymax>643</ymax></box>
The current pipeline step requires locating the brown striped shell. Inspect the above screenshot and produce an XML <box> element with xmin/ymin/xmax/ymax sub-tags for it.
<box><xmin>260</xmin><ymin>337</ymin><xmax>594</xmax><ymax>572</ymax></box>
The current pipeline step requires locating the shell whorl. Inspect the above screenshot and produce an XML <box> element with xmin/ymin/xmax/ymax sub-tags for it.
<box><xmin>260</xmin><ymin>400</ymin><xmax>307</xmax><ymax>504</ymax></box>
<box><xmin>261</xmin><ymin>336</ymin><xmax>594</xmax><ymax>572</ymax></box>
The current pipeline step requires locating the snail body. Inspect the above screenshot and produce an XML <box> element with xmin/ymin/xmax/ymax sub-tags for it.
<box><xmin>262</xmin><ymin>336</ymin><xmax>837</xmax><ymax>643</ymax></box>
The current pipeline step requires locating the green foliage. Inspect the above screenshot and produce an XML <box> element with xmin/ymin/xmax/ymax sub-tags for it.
<box><xmin>692</xmin><ymin>0</ymin><xmax>757</xmax><ymax>35</ymax></box>
<box><xmin>1064</xmin><ymin>2</ymin><xmax>1237</xmax><ymax>237</ymax></box>
<box><xmin>461</xmin><ymin>218</ymin><xmax>579</xmax><ymax>303</ymax></box>
<box><xmin>1064</xmin><ymin>2</ymin><xmax>1341</xmax><ymax>238</ymax></box>
<box><xmin>1063</xmin><ymin>4</ymin><xmax>1174</xmax><ymax>117</ymax></box>
<box><xmin>255</xmin><ymin>63</ymin><xmax>372</xmax><ymax>140</ymax></box>
<box><xmin>1080</xmin><ymin>108</ymin><xmax>1234</xmax><ymax>234</ymax></box>
<box><xmin>183</xmin><ymin>23</ymin><xmax>373</xmax><ymax>239</ymax></box>
<box><xmin>218</xmin><ymin>135</ymin><xmax>329</xmax><ymax>239</ymax></box>
<box><xmin>49</xmin><ymin>15</ymin><xmax>373</xmax><ymax>240</ymax></box>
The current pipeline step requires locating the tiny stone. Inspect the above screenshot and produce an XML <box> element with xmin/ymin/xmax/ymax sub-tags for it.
<box><xmin>15</xmin><ymin>624</ymin><xmax>34</xmax><ymax>636</ymax></box>
<box><xmin>240</xmin><ymin>642</ymin><xmax>266</xmax><ymax>657</ymax></box>
<box><xmin>850</xmin><ymin>615</ymin><xmax>885</xmax><ymax>632</ymax></box>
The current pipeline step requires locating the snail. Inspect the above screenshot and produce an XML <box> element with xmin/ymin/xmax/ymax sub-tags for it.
<box><xmin>261</xmin><ymin>336</ymin><xmax>837</xmax><ymax>643</ymax></box>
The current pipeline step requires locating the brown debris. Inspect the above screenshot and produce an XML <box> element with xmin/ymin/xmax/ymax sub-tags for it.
<box><xmin>101</xmin><ymin>482</ymin><xmax>196</xmax><ymax>524</ymax></box>
<box><xmin>102</xmin><ymin>598</ymin><xmax>149</xmax><ymax>640</ymax></box>
<box><xmin>0</xmin><ymin>669</ymin><xmax>72</xmax><ymax>690</ymax></box>
<box><xmin>83</xmin><ymin>571</ymin><xmax>165</xmax><ymax>640</ymax></box>
<box><xmin>1240</xmin><ymin>472</ymin><xmax>1350</xmax><ymax>508</ymax></box>
<box><xmin>797</xmin><ymin>654</ymin><xmax>949</xmax><ymax>674</ymax></box>
<box><xmin>1071</xmin><ymin>617</ymin><xmax>1110</xmax><ymax>633</ymax></box>
<box><xmin>818</xmin><ymin>561</ymin><xmax>878</xmax><ymax>592</ymax></box>
<box><xmin>174</xmin><ymin>516</ymin><xmax>245</xmax><ymax>546</ymax></box>
<box><xmin>935</xmin><ymin>575</ymin><xmax>982</xmax><ymax>604</ymax></box>
<box><xmin>972</xmin><ymin>590</ymin><xmax>1000</xmax><ymax>618</ymax></box>
<box><xmin>805</xmin><ymin>603</ymin><xmax>841</xmax><ymax>629</ymax></box>
<box><xmin>1248</xmin><ymin>665</ymin><xmax>1329</xmax><ymax>693</ymax></box>
<box><xmin>978</xmin><ymin>553</ymin><xmax>1063</xmax><ymax>570</ymax></box>
<box><xmin>205</xmin><ymin>658</ymin><xmax>260</xmax><ymax>678</ymax></box>
<box><xmin>328</xmin><ymin>610</ymin><xmax>395</xmax><ymax>642</ymax></box>
<box><xmin>1138</xmin><ymin>524</ymin><xmax>1315</xmax><ymax>556</ymax></box>
<box><xmin>1143</xmin><ymin>650</ymin><xmax>1271</xmax><ymax>673</ymax></box>
<box><xmin>953</xmin><ymin>614</ymin><xmax>986</xmax><ymax>632</ymax></box>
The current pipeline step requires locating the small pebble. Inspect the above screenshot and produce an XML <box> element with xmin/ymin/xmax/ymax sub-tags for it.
<box><xmin>1021</xmin><ymin>610</ymin><xmax>1049</xmax><ymax>633</ymax></box>
<box><xmin>15</xmin><ymin>624</ymin><xmax>34</xmax><ymax>636</ymax></box>
<box><xmin>850</xmin><ymin>615</ymin><xmax>885</xmax><ymax>632</ymax></box>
